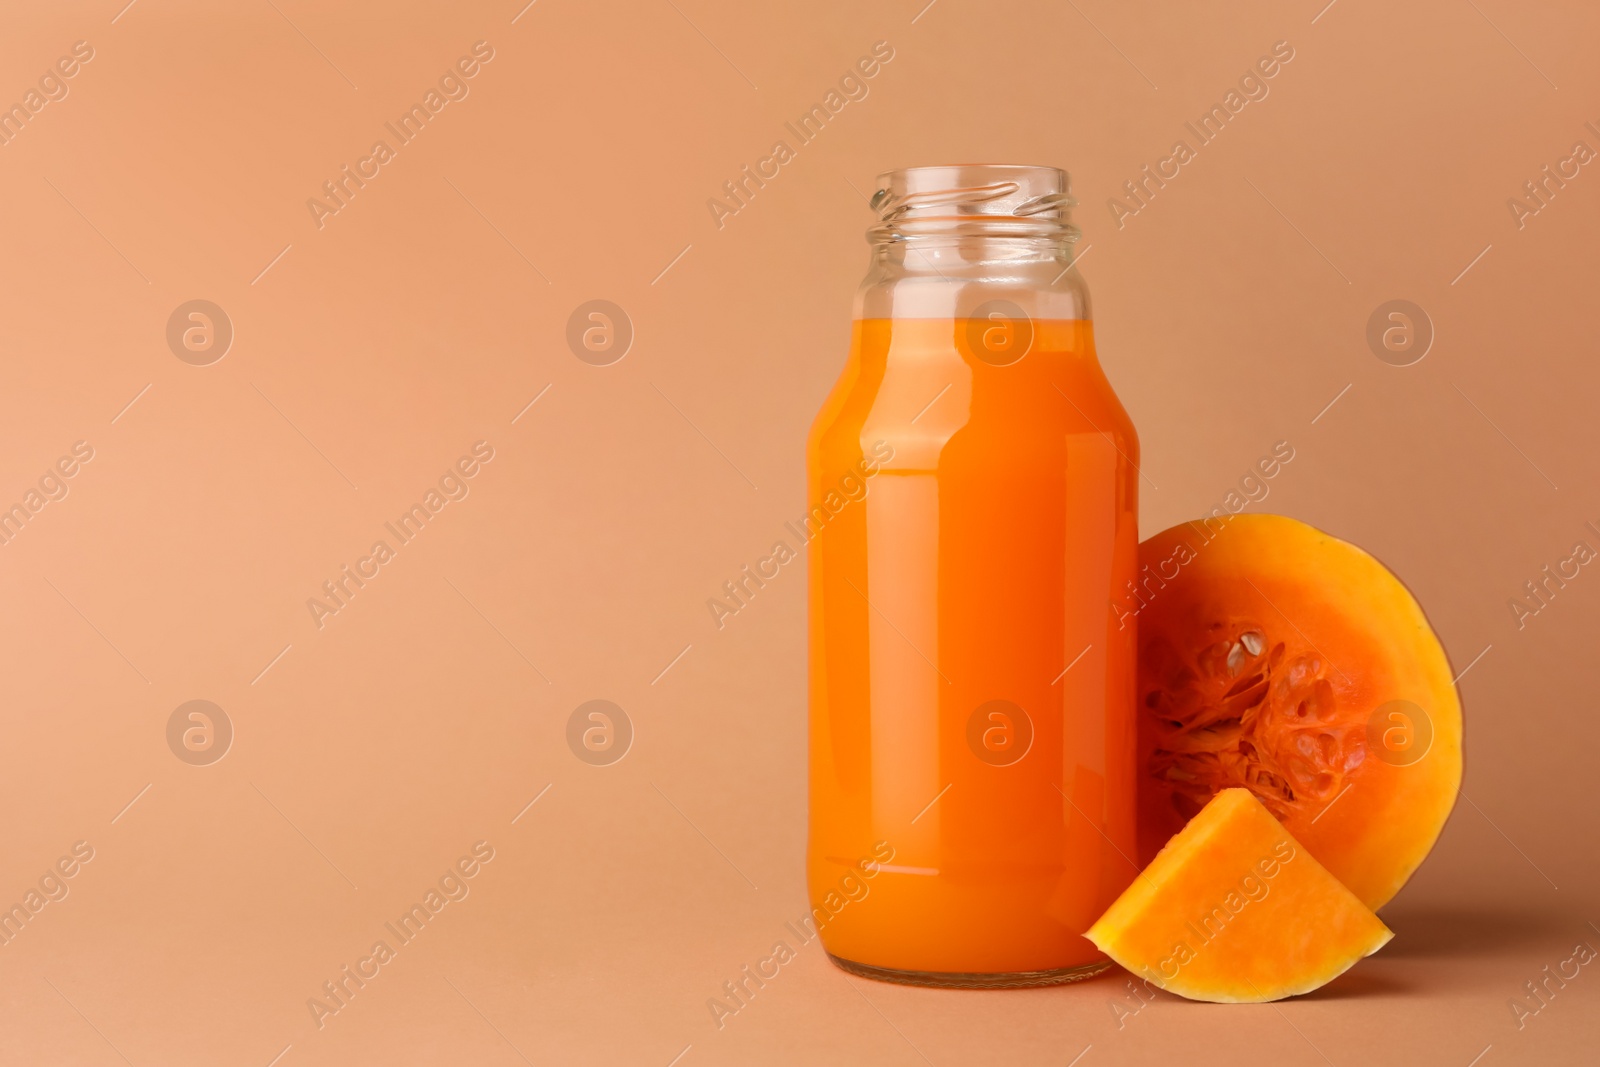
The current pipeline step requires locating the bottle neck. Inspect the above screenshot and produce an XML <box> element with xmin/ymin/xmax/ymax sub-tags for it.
<box><xmin>856</xmin><ymin>165</ymin><xmax>1091</xmax><ymax>322</ymax></box>
<box><xmin>857</xmin><ymin>236</ymin><xmax>1091</xmax><ymax>321</ymax></box>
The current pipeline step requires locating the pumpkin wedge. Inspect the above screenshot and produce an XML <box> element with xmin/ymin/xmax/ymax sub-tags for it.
<box><xmin>1086</xmin><ymin>788</ymin><xmax>1391</xmax><ymax>1002</ymax></box>
<box><xmin>1134</xmin><ymin>514</ymin><xmax>1462</xmax><ymax>909</ymax></box>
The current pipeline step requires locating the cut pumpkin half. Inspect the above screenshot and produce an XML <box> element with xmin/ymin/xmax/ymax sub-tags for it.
<box><xmin>1135</xmin><ymin>514</ymin><xmax>1462</xmax><ymax>909</ymax></box>
<box><xmin>1086</xmin><ymin>788</ymin><xmax>1391</xmax><ymax>1002</ymax></box>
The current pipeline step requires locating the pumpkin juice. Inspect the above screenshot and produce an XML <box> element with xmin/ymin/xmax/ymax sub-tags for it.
<box><xmin>806</xmin><ymin>316</ymin><xmax>1140</xmax><ymax>982</ymax></box>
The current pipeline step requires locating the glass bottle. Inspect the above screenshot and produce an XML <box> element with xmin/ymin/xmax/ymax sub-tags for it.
<box><xmin>805</xmin><ymin>164</ymin><xmax>1139</xmax><ymax>987</ymax></box>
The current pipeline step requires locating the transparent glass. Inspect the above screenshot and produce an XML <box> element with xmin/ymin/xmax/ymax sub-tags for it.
<box><xmin>805</xmin><ymin>165</ymin><xmax>1139</xmax><ymax>987</ymax></box>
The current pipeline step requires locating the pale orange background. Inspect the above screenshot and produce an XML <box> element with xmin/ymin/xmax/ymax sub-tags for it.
<box><xmin>0</xmin><ymin>1</ymin><xmax>1596</xmax><ymax>1064</ymax></box>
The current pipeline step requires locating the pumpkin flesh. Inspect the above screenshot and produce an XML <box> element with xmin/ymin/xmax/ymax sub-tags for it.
<box><xmin>1135</xmin><ymin>514</ymin><xmax>1462</xmax><ymax>909</ymax></box>
<box><xmin>1086</xmin><ymin>788</ymin><xmax>1391</xmax><ymax>1002</ymax></box>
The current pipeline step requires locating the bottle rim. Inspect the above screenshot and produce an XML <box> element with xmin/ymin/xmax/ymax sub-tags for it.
<box><xmin>869</xmin><ymin>164</ymin><xmax>1080</xmax><ymax>242</ymax></box>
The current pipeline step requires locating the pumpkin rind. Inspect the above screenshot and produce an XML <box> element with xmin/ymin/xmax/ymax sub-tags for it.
<box><xmin>1134</xmin><ymin>514</ymin><xmax>1462</xmax><ymax>909</ymax></box>
<box><xmin>1086</xmin><ymin>788</ymin><xmax>1392</xmax><ymax>1002</ymax></box>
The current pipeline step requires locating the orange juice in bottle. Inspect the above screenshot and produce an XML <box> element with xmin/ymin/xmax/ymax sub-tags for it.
<box><xmin>806</xmin><ymin>165</ymin><xmax>1139</xmax><ymax>986</ymax></box>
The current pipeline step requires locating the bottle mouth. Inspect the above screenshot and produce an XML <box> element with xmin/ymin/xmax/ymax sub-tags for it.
<box><xmin>869</xmin><ymin>164</ymin><xmax>1080</xmax><ymax>242</ymax></box>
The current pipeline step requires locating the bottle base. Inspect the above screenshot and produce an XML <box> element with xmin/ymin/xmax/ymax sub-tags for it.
<box><xmin>826</xmin><ymin>952</ymin><xmax>1111</xmax><ymax>989</ymax></box>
